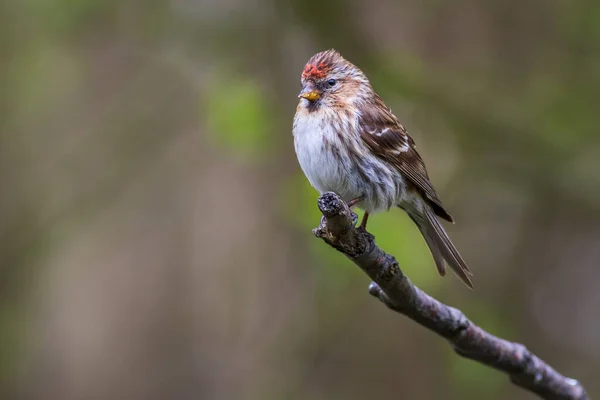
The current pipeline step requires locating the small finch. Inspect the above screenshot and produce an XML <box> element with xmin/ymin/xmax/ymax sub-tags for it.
<box><xmin>293</xmin><ymin>49</ymin><xmax>473</xmax><ymax>288</ymax></box>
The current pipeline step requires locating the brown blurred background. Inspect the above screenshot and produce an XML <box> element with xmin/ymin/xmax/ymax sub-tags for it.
<box><xmin>1</xmin><ymin>0</ymin><xmax>599</xmax><ymax>399</ymax></box>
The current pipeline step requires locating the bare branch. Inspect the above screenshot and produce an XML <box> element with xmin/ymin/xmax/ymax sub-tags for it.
<box><xmin>313</xmin><ymin>192</ymin><xmax>588</xmax><ymax>400</ymax></box>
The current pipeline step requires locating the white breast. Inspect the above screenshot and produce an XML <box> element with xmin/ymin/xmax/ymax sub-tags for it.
<box><xmin>293</xmin><ymin>110</ymin><xmax>347</xmax><ymax>196</ymax></box>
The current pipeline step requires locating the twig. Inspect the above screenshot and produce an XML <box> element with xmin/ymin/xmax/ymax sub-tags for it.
<box><xmin>312</xmin><ymin>192</ymin><xmax>588</xmax><ymax>400</ymax></box>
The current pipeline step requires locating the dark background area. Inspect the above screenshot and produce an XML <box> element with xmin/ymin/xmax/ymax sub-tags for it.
<box><xmin>1</xmin><ymin>1</ymin><xmax>599</xmax><ymax>399</ymax></box>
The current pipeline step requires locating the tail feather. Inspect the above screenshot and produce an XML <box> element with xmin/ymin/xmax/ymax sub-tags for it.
<box><xmin>410</xmin><ymin>207</ymin><xmax>473</xmax><ymax>289</ymax></box>
<box><xmin>409</xmin><ymin>214</ymin><xmax>446</xmax><ymax>277</ymax></box>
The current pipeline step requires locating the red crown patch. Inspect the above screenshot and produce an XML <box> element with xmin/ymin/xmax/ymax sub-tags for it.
<box><xmin>302</xmin><ymin>62</ymin><xmax>331</xmax><ymax>79</ymax></box>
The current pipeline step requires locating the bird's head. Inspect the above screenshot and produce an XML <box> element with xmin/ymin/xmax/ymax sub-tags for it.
<box><xmin>298</xmin><ymin>49</ymin><xmax>371</xmax><ymax>111</ymax></box>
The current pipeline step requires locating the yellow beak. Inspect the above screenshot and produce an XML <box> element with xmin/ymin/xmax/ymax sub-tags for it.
<box><xmin>298</xmin><ymin>88</ymin><xmax>321</xmax><ymax>102</ymax></box>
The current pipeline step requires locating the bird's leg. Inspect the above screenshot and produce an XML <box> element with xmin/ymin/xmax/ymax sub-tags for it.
<box><xmin>359</xmin><ymin>212</ymin><xmax>369</xmax><ymax>230</ymax></box>
<box><xmin>346</xmin><ymin>195</ymin><xmax>365</xmax><ymax>208</ymax></box>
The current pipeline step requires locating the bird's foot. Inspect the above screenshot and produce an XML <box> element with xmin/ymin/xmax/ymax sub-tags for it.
<box><xmin>351</xmin><ymin>212</ymin><xmax>359</xmax><ymax>227</ymax></box>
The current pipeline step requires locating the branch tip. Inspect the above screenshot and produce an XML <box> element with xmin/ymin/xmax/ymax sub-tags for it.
<box><xmin>317</xmin><ymin>191</ymin><xmax>345</xmax><ymax>217</ymax></box>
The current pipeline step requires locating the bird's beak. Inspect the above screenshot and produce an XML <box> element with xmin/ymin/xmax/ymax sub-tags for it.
<box><xmin>298</xmin><ymin>87</ymin><xmax>321</xmax><ymax>102</ymax></box>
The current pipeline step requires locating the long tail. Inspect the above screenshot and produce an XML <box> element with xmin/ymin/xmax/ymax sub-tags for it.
<box><xmin>408</xmin><ymin>206</ymin><xmax>473</xmax><ymax>289</ymax></box>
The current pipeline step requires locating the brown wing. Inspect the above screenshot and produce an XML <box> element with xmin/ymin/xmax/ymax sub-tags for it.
<box><xmin>359</xmin><ymin>97</ymin><xmax>454</xmax><ymax>222</ymax></box>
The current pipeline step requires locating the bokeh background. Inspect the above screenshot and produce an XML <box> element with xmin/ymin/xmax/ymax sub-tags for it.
<box><xmin>1</xmin><ymin>1</ymin><xmax>599</xmax><ymax>399</ymax></box>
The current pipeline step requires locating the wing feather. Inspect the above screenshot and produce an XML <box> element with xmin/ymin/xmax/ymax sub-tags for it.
<box><xmin>359</xmin><ymin>96</ymin><xmax>454</xmax><ymax>222</ymax></box>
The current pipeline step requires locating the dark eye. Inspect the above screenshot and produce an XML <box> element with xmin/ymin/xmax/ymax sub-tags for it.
<box><xmin>327</xmin><ymin>79</ymin><xmax>336</xmax><ymax>87</ymax></box>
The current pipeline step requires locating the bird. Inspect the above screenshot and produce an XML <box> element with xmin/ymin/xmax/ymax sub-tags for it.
<box><xmin>292</xmin><ymin>49</ymin><xmax>473</xmax><ymax>288</ymax></box>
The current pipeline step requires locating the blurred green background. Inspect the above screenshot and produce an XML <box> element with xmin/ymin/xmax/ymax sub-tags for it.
<box><xmin>1</xmin><ymin>0</ymin><xmax>599</xmax><ymax>399</ymax></box>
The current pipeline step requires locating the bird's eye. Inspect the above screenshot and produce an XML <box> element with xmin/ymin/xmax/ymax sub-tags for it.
<box><xmin>327</xmin><ymin>79</ymin><xmax>336</xmax><ymax>87</ymax></box>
